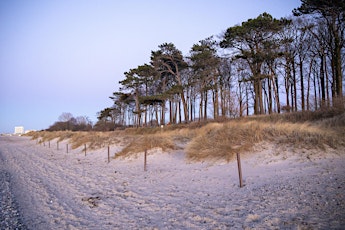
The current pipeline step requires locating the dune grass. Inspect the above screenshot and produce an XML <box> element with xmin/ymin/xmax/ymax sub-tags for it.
<box><xmin>114</xmin><ymin>133</ymin><xmax>177</xmax><ymax>158</ymax></box>
<box><xmin>185</xmin><ymin>118</ymin><xmax>341</xmax><ymax>162</ymax></box>
<box><xmin>26</xmin><ymin>109</ymin><xmax>345</xmax><ymax>162</ymax></box>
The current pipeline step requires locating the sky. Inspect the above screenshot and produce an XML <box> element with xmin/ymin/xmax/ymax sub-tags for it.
<box><xmin>0</xmin><ymin>0</ymin><xmax>302</xmax><ymax>133</ymax></box>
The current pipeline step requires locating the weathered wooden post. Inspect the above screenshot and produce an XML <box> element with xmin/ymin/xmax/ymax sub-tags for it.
<box><xmin>66</xmin><ymin>144</ymin><xmax>69</xmax><ymax>153</ymax></box>
<box><xmin>144</xmin><ymin>149</ymin><xmax>147</xmax><ymax>171</ymax></box>
<box><xmin>236</xmin><ymin>152</ymin><xmax>243</xmax><ymax>188</ymax></box>
<box><xmin>84</xmin><ymin>144</ymin><xmax>86</xmax><ymax>156</ymax></box>
<box><xmin>107</xmin><ymin>146</ymin><xmax>110</xmax><ymax>163</ymax></box>
<box><xmin>57</xmin><ymin>141</ymin><xmax>59</xmax><ymax>150</ymax></box>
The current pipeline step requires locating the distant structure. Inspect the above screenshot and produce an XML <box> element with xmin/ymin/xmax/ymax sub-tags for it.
<box><xmin>14</xmin><ymin>126</ymin><xmax>24</xmax><ymax>135</ymax></box>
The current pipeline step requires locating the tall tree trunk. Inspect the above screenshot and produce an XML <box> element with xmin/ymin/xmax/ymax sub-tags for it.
<box><xmin>169</xmin><ymin>100</ymin><xmax>173</xmax><ymax>124</ymax></box>
<box><xmin>285</xmin><ymin>63</ymin><xmax>291</xmax><ymax>112</ymax></box>
<box><xmin>313</xmin><ymin>74</ymin><xmax>318</xmax><ymax>110</ymax></box>
<box><xmin>254</xmin><ymin>78</ymin><xmax>260</xmax><ymax>115</ymax></box>
<box><xmin>274</xmin><ymin>76</ymin><xmax>280</xmax><ymax>113</ymax></box>
<box><xmin>180</xmin><ymin>91</ymin><xmax>189</xmax><ymax>123</ymax></box>
<box><xmin>213</xmin><ymin>83</ymin><xmax>219</xmax><ymax>119</ymax></box>
<box><xmin>299</xmin><ymin>57</ymin><xmax>305</xmax><ymax>111</ymax></box>
<box><xmin>239</xmin><ymin>81</ymin><xmax>243</xmax><ymax>117</ymax></box>
<box><xmin>320</xmin><ymin>54</ymin><xmax>326</xmax><ymax>107</ymax></box>
<box><xmin>258</xmin><ymin>78</ymin><xmax>264</xmax><ymax>114</ymax></box>
<box><xmin>325</xmin><ymin>58</ymin><xmax>330</xmax><ymax>107</ymax></box>
<box><xmin>178</xmin><ymin>99</ymin><xmax>182</xmax><ymax>124</ymax></box>
<box><xmin>204</xmin><ymin>91</ymin><xmax>208</xmax><ymax>120</ymax></box>
<box><xmin>161</xmin><ymin>101</ymin><xmax>165</xmax><ymax>125</ymax></box>
<box><xmin>307</xmin><ymin>59</ymin><xmax>314</xmax><ymax>111</ymax></box>
<box><xmin>267</xmin><ymin>78</ymin><xmax>273</xmax><ymax>114</ymax></box>
<box><xmin>333</xmin><ymin>26</ymin><xmax>343</xmax><ymax>100</ymax></box>
<box><xmin>134</xmin><ymin>90</ymin><xmax>141</xmax><ymax>127</ymax></box>
<box><xmin>292</xmin><ymin>61</ymin><xmax>297</xmax><ymax>112</ymax></box>
<box><xmin>199</xmin><ymin>91</ymin><xmax>203</xmax><ymax>121</ymax></box>
<box><xmin>220</xmin><ymin>82</ymin><xmax>226</xmax><ymax>117</ymax></box>
<box><xmin>246</xmin><ymin>85</ymin><xmax>249</xmax><ymax>116</ymax></box>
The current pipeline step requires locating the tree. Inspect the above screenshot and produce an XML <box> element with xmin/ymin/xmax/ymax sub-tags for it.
<box><xmin>294</xmin><ymin>0</ymin><xmax>345</xmax><ymax>105</ymax></box>
<box><xmin>189</xmin><ymin>37</ymin><xmax>220</xmax><ymax>120</ymax></box>
<box><xmin>58</xmin><ymin>112</ymin><xmax>74</xmax><ymax>122</ymax></box>
<box><xmin>57</xmin><ymin>112</ymin><xmax>74</xmax><ymax>130</ymax></box>
<box><xmin>119</xmin><ymin>66</ymin><xmax>148</xmax><ymax>127</ymax></box>
<box><xmin>48</xmin><ymin>113</ymin><xmax>92</xmax><ymax>131</ymax></box>
<box><xmin>109</xmin><ymin>92</ymin><xmax>135</xmax><ymax>126</ymax></box>
<box><xmin>133</xmin><ymin>64</ymin><xmax>158</xmax><ymax>126</ymax></box>
<box><xmin>151</xmin><ymin>43</ymin><xmax>189</xmax><ymax>123</ymax></box>
<box><xmin>221</xmin><ymin>13</ymin><xmax>289</xmax><ymax>115</ymax></box>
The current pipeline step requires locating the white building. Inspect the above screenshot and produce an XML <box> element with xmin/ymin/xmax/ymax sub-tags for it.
<box><xmin>14</xmin><ymin>126</ymin><xmax>24</xmax><ymax>135</ymax></box>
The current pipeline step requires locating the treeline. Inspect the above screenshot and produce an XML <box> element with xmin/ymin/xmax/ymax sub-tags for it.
<box><xmin>96</xmin><ymin>1</ymin><xmax>344</xmax><ymax>129</ymax></box>
<box><xmin>47</xmin><ymin>112</ymin><xmax>93</xmax><ymax>131</ymax></box>
<box><xmin>47</xmin><ymin>112</ymin><xmax>125</xmax><ymax>131</ymax></box>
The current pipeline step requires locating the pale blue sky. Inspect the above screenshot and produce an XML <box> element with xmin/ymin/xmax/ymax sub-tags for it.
<box><xmin>0</xmin><ymin>0</ymin><xmax>301</xmax><ymax>133</ymax></box>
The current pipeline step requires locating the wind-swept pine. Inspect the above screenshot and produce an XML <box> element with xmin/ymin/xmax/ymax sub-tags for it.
<box><xmin>150</xmin><ymin>43</ymin><xmax>189</xmax><ymax>124</ymax></box>
<box><xmin>97</xmin><ymin>6</ymin><xmax>344</xmax><ymax>129</ymax></box>
<box><xmin>220</xmin><ymin>13</ymin><xmax>290</xmax><ymax>115</ymax></box>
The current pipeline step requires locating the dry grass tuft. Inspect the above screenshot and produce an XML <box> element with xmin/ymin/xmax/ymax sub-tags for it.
<box><xmin>186</xmin><ymin>121</ymin><xmax>264</xmax><ymax>162</ymax></box>
<box><xmin>186</xmin><ymin>112</ymin><xmax>344</xmax><ymax>162</ymax></box>
<box><xmin>115</xmin><ymin>133</ymin><xmax>177</xmax><ymax>158</ymax></box>
<box><xmin>85</xmin><ymin>131</ymin><xmax>123</xmax><ymax>149</ymax></box>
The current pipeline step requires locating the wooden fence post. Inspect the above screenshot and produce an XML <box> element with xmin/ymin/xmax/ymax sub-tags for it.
<box><xmin>144</xmin><ymin>149</ymin><xmax>147</xmax><ymax>171</ymax></box>
<box><xmin>107</xmin><ymin>146</ymin><xmax>110</xmax><ymax>163</ymax></box>
<box><xmin>66</xmin><ymin>144</ymin><xmax>69</xmax><ymax>153</ymax></box>
<box><xmin>84</xmin><ymin>144</ymin><xmax>86</xmax><ymax>156</ymax></box>
<box><xmin>236</xmin><ymin>152</ymin><xmax>243</xmax><ymax>188</ymax></box>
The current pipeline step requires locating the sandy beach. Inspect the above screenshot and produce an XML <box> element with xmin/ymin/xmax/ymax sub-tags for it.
<box><xmin>0</xmin><ymin>135</ymin><xmax>344</xmax><ymax>229</ymax></box>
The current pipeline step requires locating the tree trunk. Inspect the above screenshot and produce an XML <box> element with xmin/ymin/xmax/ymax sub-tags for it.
<box><xmin>267</xmin><ymin>79</ymin><xmax>273</xmax><ymax>114</ymax></box>
<box><xmin>254</xmin><ymin>78</ymin><xmax>260</xmax><ymax>115</ymax></box>
<box><xmin>292</xmin><ymin>61</ymin><xmax>297</xmax><ymax>112</ymax></box>
<box><xmin>320</xmin><ymin>54</ymin><xmax>326</xmax><ymax>107</ymax></box>
<box><xmin>258</xmin><ymin>78</ymin><xmax>264</xmax><ymax>114</ymax></box>
<box><xmin>274</xmin><ymin>76</ymin><xmax>280</xmax><ymax>113</ymax></box>
<box><xmin>214</xmin><ymin>81</ymin><xmax>219</xmax><ymax>119</ymax></box>
<box><xmin>299</xmin><ymin>57</ymin><xmax>305</xmax><ymax>111</ymax></box>
<box><xmin>246</xmin><ymin>85</ymin><xmax>249</xmax><ymax>116</ymax></box>
<box><xmin>333</xmin><ymin>26</ymin><xmax>343</xmax><ymax>100</ymax></box>
<box><xmin>204</xmin><ymin>91</ymin><xmax>208</xmax><ymax>120</ymax></box>
<box><xmin>239</xmin><ymin>81</ymin><xmax>243</xmax><ymax>117</ymax></box>
<box><xmin>161</xmin><ymin>101</ymin><xmax>165</xmax><ymax>125</ymax></box>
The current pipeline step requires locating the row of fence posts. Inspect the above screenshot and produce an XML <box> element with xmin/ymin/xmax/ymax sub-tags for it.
<box><xmin>38</xmin><ymin>139</ymin><xmax>148</xmax><ymax>171</ymax></box>
<box><xmin>37</xmin><ymin>139</ymin><xmax>111</xmax><ymax>163</ymax></box>
<box><xmin>37</xmin><ymin>139</ymin><xmax>244</xmax><ymax>188</ymax></box>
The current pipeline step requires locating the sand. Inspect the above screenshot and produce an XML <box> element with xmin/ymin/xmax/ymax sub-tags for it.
<box><xmin>0</xmin><ymin>135</ymin><xmax>344</xmax><ymax>229</ymax></box>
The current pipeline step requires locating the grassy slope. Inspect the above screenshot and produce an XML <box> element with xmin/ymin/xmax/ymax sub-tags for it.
<box><xmin>26</xmin><ymin>109</ymin><xmax>345</xmax><ymax>162</ymax></box>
